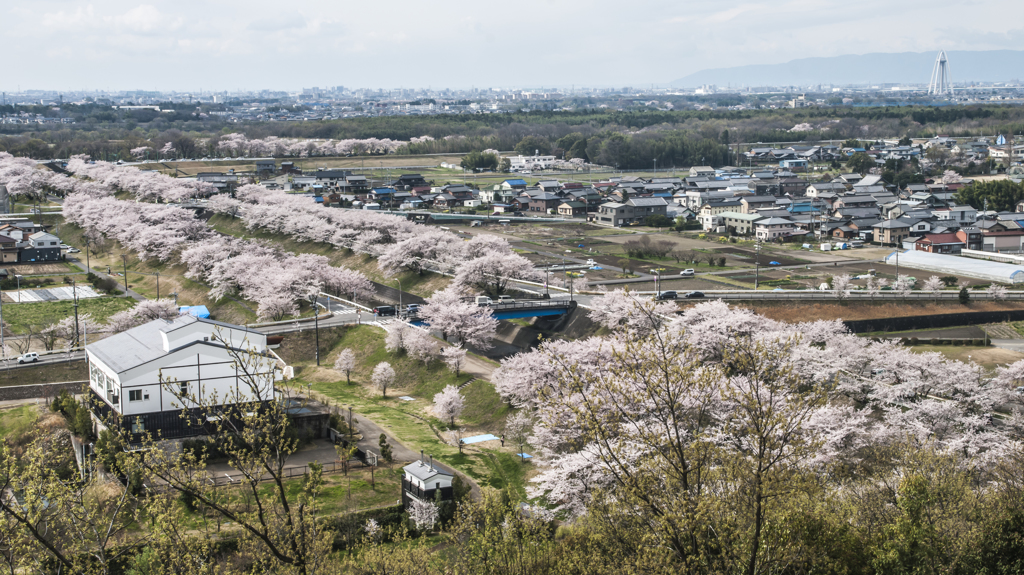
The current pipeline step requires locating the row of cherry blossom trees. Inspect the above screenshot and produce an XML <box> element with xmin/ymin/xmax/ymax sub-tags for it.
<box><xmin>492</xmin><ymin>291</ymin><xmax>1023</xmax><ymax>570</ymax></box>
<box><xmin>211</xmin><ymin>184</ymin><xmax>542</xmax><ymax>297</ymax></box>
<box><xmin>0</xmin><ymin>154</ymin><xmax>374</xmax><ymax>322</ymax></box>
<box><xmin>213</xmin><ymin>134</ymin><xmax>411</xmax><ymax>158</ymax></box>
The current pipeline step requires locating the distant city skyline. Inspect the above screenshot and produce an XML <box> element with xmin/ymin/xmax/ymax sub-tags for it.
<box><xmin>3</xmin><ymin>0</ymin><xmax>1023</xmax><ymax>92</ymax></box>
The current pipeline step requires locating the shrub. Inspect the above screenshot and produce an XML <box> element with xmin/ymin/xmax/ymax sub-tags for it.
<box><xmin>910</xmin><ymin>337</ymin><xmax>920</xmax><ymax>345</ymax></box>
<box><xmin>930</xmin><ymin>338</ymin><xmax>940</xmax><ymax>345</ymax></box>
<box><xmin>940</xmin><ymin>276</ymin><xmax>958</xmax><ymax>287</ymax></box>
<box><xmin>953</xmin><ymin>339</ymin><xmax>963</xmax><ymax>346</ymax></box>
<box><xmin>959</xmin><ymin>287</ymin><xmax>970</xmax><ymax>304</ymax></box>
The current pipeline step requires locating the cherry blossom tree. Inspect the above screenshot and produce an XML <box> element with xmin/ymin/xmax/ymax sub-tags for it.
<box><xmin>440</xmin><ymin>344</ymin><xmax>467</xmax><ymax>376</ymax></box>
<box><xmin>831</xmin><ymin>274</ymin><xmax>852</xmax><ymax>301</ymax></box>
<box><xmin>987</xmin><ymin>284</ymin><xmax>1008</xmax><ymax>300</ymax></box>
<box><xmin>409</xmin><ymin>498</ymin><xmax>439</xmax><ymax>532</ymax></box>
<box><xmin>334</xmin><ymin>349</ymin><xmax>356</xmax><ymax>384</ymax></box>
<box><xmin>505</xmin><ymin>411</ymin><xmax>533</xmax><ymax>462</ymax></box>
<box><xmin>892</xmin><ymin>274</ymin><xmax>914</xmax><ymax>297</ymax></box>
<box><xmin>452</xmin><ymin>252</ymin><xmax>541</xmax><ymax>296</ymax></box>
<box><xmin>371</xmin><ymin>362</ymin><xmax>396</xmax><ymax>398</ymax></box>
<box><xmin>865</xmin><ymin>276</ymin><xmax>888</xmax><ymax>298</ymax></box>
<box><xmin>404</xmin><ymin>329</ymin><xmax>438</xmax><ymax>366</ymax></box>
<box><xmin>385</xmin><ymin>323</ymin><xmax>409</xmax><ymax>354</ymax></box>
<box><xmin>433</xmin><ymin>385</ymin><xmax>465</xmax><ymax>426</ymax></box>
<box><xmin>923</xmin><ymin>275</ymin><xmax>945</xmax><ymax>295</ymax></box>
<box><xmin>587</xmin><ymin>288</ymin><xmax>677</xmax><ymax>334</ymax></box>
<box><xmin>419</xmin><ymin>287</ymin><xmax>498</xmax><ymax>349</ymax></box>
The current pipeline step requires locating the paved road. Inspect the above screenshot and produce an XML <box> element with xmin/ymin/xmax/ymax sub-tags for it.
<box><xmin>6</xmin><ymin>350</ymin><xmax>85</xmax><ymax>370</ymax></box>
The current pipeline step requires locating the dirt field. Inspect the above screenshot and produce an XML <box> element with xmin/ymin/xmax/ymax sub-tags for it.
<box><xmin>909</xmin><ymin>344</ymin><xmax>1024</xmax><ymax>371</ymax></box>
<box><xmin>722</xmin><ymin>300</ymin><xmax>1024</xmax><ymax>323</ymax></box>
<box><xmin>2</xmin><ymin>263</ymin><xmax>77</xmax><ymax>276</ymax></box>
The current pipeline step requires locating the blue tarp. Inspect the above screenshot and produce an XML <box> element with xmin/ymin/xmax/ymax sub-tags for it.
<box><xmin>179</xmin><ymin>305</ymin><xmax>211</xmax><ymax>319</ymax></box>
<box><xmin>462</xmin><ymin>434</ymin><xmax>500</xmax><ymax>445</ymax></box>
<box><xmin>517</xmin><ymin>453</ymin><xmax>533</xmax><ymax>459</ymax></box>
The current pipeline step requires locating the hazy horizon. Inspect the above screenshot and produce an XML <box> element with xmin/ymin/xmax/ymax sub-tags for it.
<box><xmin>3</xmin><ymin>0</ymin><xmax>1024</xmax><ymax>92</ymax></box>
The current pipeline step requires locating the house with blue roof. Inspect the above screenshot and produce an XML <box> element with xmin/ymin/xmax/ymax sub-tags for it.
<box><xmin>500</xmin><ymin>179</ymin><xmax>528</xmax><ymax>191</ymax></box>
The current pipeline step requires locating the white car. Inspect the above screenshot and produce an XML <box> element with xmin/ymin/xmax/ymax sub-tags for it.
<box><xmin>679</xmin><ymin>269</ymin><xmax>695</xmax><ymax>277</ymax></box>
<box><xmin>18</xmin><ymin>352</ymin><xmax>40</xmax><ymax>364</ymax></box>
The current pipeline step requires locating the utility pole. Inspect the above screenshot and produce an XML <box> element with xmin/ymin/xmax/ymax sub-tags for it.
<box><xmin>121</xmin><ymin>254</ymin><xmax>129</xmax><ymax>295</ymax></box>
<box><xmin>307</xmin><ymin>291</ymin><xmax>321</xmax><ymax>366</ymax></box>
<box><xmin>84</xmin><ymin>238</ymin><xmax>91</xmax><ymax>272</ymax></box>
<box><xmin>72</xmin><ymin>280</ymin><xmax>80</xmax><ymax>348</ymax></box>
<box><xmin>754</xmin><ymin>240</ymin><xmax>761</xmax><ymax>289</ymax></box>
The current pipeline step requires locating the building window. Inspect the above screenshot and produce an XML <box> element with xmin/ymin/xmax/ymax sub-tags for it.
<box><xmin>131</xmin><ymin>417</ymin><xmax>146</xmax><ymax>434</ymax></box>
<box><xmin>129</xmin><ymin>390</ymin><xmax>142</xmax><ymax>402</ymax></box>
<box><xmin>180</xmin><ymin>383</ymin><xmax>188</xmax><ymax>396</ymax></box>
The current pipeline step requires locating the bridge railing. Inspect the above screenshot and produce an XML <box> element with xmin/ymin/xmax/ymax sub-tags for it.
<box><xmin>486</xmin><ymin>299</ymin><xmax>574</xmax><ymax>310</ymax></box>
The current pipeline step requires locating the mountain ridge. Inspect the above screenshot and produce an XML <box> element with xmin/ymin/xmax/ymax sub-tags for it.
<box><xmin>671</xmin><ymin>50</ymin><xmax>1024</xmax><ymax>88</ymax></box>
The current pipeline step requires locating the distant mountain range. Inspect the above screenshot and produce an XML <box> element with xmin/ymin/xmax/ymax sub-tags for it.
<box><xmin>671</xmin><ymin>50</ymin><xmax>1024</xmax><ymax>88</ymax></box>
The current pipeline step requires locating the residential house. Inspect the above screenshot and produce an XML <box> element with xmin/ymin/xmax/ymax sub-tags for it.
<box><xmin>196</xmin><ymin>172</ymin><xmax>238</xmax><ymax>194</ymax></box>
<box><xmin>536</xmin><ymin>180</ymin><xmax>562</xmax><ymax>194</ymax></box>
<box><xmin>392</xmin><ymin>174</ymin><xmax>428</xmax><ymax>190</ymax></box>
<box><xmin>310</xmin><ymin>169</ymin><xmax>351</xmax><ymax>190</ymax></box>
<box><xmin>432</xmin><ymin>194</ymin><xmax>461</xmax><ymax>209</ymax></box>
<box><xmin>805</xmin><ymin>182</ymin><xmax>848</xmax><ymax>197</ymax></box>
<box><xmin>755</xmin><ymin>218</ymin><xmax>795</xmax><ymax>241</ymax></box>
<box><xmin>21</xmin><ymin>232</ymin><xmax>61</xmax><ymax>262</ymax></box>
<box><xmin>0</xmin><ymin>234</ymin><xmax>17</xmax><ymax>262</ymax></box>
<box><xmin>498</xmin><ymin>179</ymin><xmax>528</xmax><ymax>192</ymax></box>
<box><xmin>402</xmin><ymin>455</ymin><xmax>453</xmax><ymax>510</ymax></box>
<box><xmin>689</xmin><ymin>166</ymin><xmax>716</xmax><ymax>177</ymax></box>
<box><xmin>740</xmin><ymin>196</ymin><xmax>777</xmax><ymax>214</ymax></box>
<box><xmin>932</xmin><ymin>206</ymin><xmax>977</xmax><ymax>225</ymax></box>
<box><xmin>255</xmin><ymin>160</ymin><xmax>276</xmax><ymax>175</ymax></box>
<box><xmin>595</xmin><ymin>198</ymin><xmax>668</xmax><ymax>226</ymax></box>
<box><xmin>914</xmin><ymin>233</ymin><xmax>965</xmax><ymax>254</ymax></box>
<box><xmin>699</xmin><ymin>200</ymin><xmax>744</xmax><ymax>218</ymax></box>
<box><xmin>557</xmin><ymin>201</ymin><xmax>587</xmax><ymax>217</ymax></box>
<box><xmin>480</xmin><ymin>186</ymin><xmax>518</xmax><ymax>204</ymax></box>
<box><xmin>981</xmin><ymin>229</ymin><xmax>1024</xmax><ymax>253</ymax></box>
<box><xmin>956</xmin><ymin>227</ymin><xmax>983</xmax><ymax>250</ymax></box>
<box><xmin>705</xmin><ymin>212</ymin><xmax>762</xmax><ymax>235</ymax></box>
<box><xmin>528</xmin><ymin>192</ymin><xmax>562</xmax><ymax>213</ymax></box>
<box><xmin>86</xmin><ymin>315</ymin><xmax>281</xmax><ymax>442</ymax></box>
<box><xmin>872</xmin><ymin>219</ymin><xmax>912</xmax><ymax>245</ymax></box>
<box><xmin>627</xmin><ymin>197</ymin><xmax>668</xmax><ymax>220</ymax></box>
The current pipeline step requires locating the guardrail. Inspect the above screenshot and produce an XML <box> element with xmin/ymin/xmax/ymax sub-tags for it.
<box><xmin>487</xmin><ymin>299</ymin><xmax>575</xmax><ymax>310</ymax></box>
<box><xmin>642</xmin><ymin>290</ymin><xmax>1024</xmax><ymax>301</ymax></box>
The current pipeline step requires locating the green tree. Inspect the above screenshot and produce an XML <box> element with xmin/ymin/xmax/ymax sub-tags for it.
<box><xmin>956</xmin><ymin>179</ymin><xmax>1024</xmax><ymax>212</ymax></box>
<box><xmin>514</xmin><ymin>135</ymin><xmax>552</xmax><ymax>156</ymax></box>
<box><xmin>846</xmin><ymin>152</ymin><xmax>876</xmax><ymax>174</ymax></box>
<box><xmin>460</xmin><ymin>151</ymin><xmax>498</xmax><ymax>171</ymax></box>
<box><xmin>959</xmin><ymin>286</ymin><xmax>970</xmax><ymax>304</ymax></box>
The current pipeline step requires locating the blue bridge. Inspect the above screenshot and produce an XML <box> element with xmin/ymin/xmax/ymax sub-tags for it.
<box><xmin>487</xmin><ymin>299</ymin><xmax>577</xmax><ymax>320</ymax></box>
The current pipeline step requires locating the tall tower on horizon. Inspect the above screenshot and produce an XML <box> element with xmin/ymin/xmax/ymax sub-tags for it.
<box><xmin>928</xmin><ymin>50</ymin><xmax>953</xmax><ymax>96</ymax></box>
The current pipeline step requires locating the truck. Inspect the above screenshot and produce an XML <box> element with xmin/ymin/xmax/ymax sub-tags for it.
<box><xmin>475</xmin><ymin>296</ymin><xmax>493</xmax><ymax>306</ymax></box>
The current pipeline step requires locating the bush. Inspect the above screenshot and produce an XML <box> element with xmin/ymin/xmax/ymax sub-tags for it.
<box><xmin>930</xmin><ymin>338</ymin><xmax>940</xmax><ymax>345</ymax></box>
<box><xmin>910</xmin><ymin>337</ymin><xmax>920</xmax><ymax>345</ymax></box>
<box><xmin>959</xmin><ymin>287</ymin><xmax>970</xmax><ymax>304</ymax></box>
<box><xmin>940</xmin><ymin>276</ymin><xmax>958</xmax><ymax>287</ymax></box>
<box><xmin>953</xmin><ymin>339</ymin><xmax>963</xmax><ymax>346</ymax></box>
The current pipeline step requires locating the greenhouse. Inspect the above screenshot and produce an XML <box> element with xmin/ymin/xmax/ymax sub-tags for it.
<box><xmin>885</xmin><ymin>250</ymin><xmax>1024</xmax><ymax>284</ymax></box>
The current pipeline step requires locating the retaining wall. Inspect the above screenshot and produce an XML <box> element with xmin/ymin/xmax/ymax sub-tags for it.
<box><xmin>0</xmin><ymin>380</ymin><xmax>87</xmax><ymax>401</ymax></box>
<box><xmin>843</xmin><ymin>310</ymin><xmax>1024</xmax><ymax>334</ymax></box>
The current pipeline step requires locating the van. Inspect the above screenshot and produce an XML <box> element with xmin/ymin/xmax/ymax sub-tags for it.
<box><xmin>372</xmin><ymin>306</ymin><xmax>396</xmax><ymax>316</ymax></box>
<box><xmin>496</xmin><ymin>295</ymin><xmax>516</xmax><ymax>304</ymax></box>
<box><xmin>475</xmin><ymin>296</ymin><xmax>493</xmax><ymax>306</ymax></box>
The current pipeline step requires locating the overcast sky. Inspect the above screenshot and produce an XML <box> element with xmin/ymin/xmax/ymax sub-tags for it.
<box><xmin>3</xmin><ymin>0</ymin><xmax>1023</xmax><ymax>92</ymax></box>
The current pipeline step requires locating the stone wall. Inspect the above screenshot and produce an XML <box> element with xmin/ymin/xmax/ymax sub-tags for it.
<box><xmin>0</xmin><ymin>380</ymin><xmax>87</xmax><ymax>401</ymax></box>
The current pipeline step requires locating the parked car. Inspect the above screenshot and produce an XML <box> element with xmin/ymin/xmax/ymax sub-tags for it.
<box><xmin>683</xmin><ymin>291</ymin><xmax>705</xmax><ymax>299</ymax></box>
<box><xmin>655</xmin><ymin>291</ymin><xmax>677</xmax><ymax>300</ymax></box>
<box><xmin>475</xmin><ymin>296</ymin><xmax>493</xmax><ymax>306</ymax></box>
<box><xmin>372</xmin><ymin>306</ymin><xmax>396</xmax><ymax>316</ymax></box>
<box><xmin>496</xmin><ymin>295</ymin><xmax>516</xmax><ymax>304</ymax></box>
<box><xmin>679</xmin><ymin>269</ymin><xmax>695</xmax><ymax>277</ymax></box>
<box><xmin>59</xmin><ymin>244</ymin><xmax>71</xmax><ymax>249</ymax></box>
<box><xmin>403</xmin><ymin>304</ymin><xmax>421</xmax><ymax>316</ymax></box>
<box><xmin>67</xmin><ymin>247</ymin><xmax>81</xmax><ymax>253</ymax></box>
<box><xmin>18</xmin><ymin>352</ymin><xmax>40</xmax><ymax>364</ymax></box>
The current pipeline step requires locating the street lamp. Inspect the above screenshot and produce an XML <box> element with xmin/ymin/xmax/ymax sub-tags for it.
<box><xmin>650</xmin><ymin>268</ymin><xmax>665</xmax><ymax>294</ymax></box>
<box><xmin>394</xmin><ymin>278</ymin><xmax>403</xmax><ymax>313</ymax></box>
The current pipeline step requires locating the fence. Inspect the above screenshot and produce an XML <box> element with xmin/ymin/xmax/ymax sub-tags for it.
<box><xmin>651</xmin><ymin>290</ymin><xmax>1024</xmax><ymax>301</ymax></box>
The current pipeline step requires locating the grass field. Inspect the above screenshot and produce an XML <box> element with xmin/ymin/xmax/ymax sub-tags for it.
<box><xmin>282</xmin><ymin>325</ymin><xmax>525</xmax><ymax>490</ymax></box>
<box><xmin>0</xmin><ymin>360</ymin><xmax>87</xmax><ymax>386</ymax></box>
<box><xmin>0</xmin><ymin>297</ymin><xmax>135</xmax><ymax>334</ymax></box>
<box><xmin>0</xmin><ymin>405</ymin><xmax>39</xmax><ymax>438</ymax></box>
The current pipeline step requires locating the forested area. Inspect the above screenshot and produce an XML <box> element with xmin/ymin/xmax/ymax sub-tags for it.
<box><xmin>4</xmin><ymin>105</ymin><xmax>1024</xmax><ymax>169</ymax></box>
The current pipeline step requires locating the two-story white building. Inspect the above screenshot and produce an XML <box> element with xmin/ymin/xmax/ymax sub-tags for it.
<box><xmin>402</xmin><ymin>453</ymin><xmax>454</xmax><ymax>510</ymax></box>
<box><xmin>86</xmin><ymin>315</ymin><xmax>280</xmax><ymax>441</ymax></box>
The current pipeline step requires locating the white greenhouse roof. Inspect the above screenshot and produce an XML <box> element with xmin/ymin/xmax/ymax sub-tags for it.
<box><xmin>884</xmin><ymin>251</ymin><xmax>1024</xmax><ymax>284</ymax></box>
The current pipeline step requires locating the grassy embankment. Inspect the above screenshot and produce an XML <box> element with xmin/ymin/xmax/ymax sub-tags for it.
<box><xmin>280</xmin><ymin>325</ymin><xmax>528</xmax><ymax>495</ymax></box>
<box><xmin>57</xmin><ymin>221</ymin><xmax>259</xmax><ymax>325</ymax></box>
<box><xmin>0</xmin><ymin>361</ymin><xmax>87</xmax><ymax>386</ymax></box>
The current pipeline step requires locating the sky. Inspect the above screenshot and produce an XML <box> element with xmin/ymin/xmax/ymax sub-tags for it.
<box><xmin>3</xmin><ymin>0</ymin><xmax>1024</xmax><ymax>92</ymax></box>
